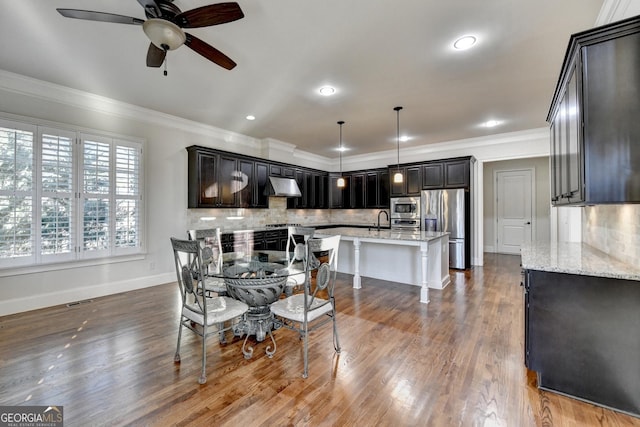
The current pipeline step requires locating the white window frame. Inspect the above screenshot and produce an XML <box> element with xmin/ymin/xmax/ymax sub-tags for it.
<box><xmin>38</xmin><ymin>126</ymin><xmax>77</xmax><ymax>265</ymax></box>
<box><xmin>0</xmin><ymin>116</ymin><xmax>145</xmax><ymax>271</ymax></box>
<box><xmin>0</xmin><ymin>119</ymin><xmax>37</xmax><ymax>269</ymax></box>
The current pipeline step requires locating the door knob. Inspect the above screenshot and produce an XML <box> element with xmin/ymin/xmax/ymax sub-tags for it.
<box><xmin>525</xmin><ymin>221</ymin><xmax>531</xmax><ymax>225</ymax></box>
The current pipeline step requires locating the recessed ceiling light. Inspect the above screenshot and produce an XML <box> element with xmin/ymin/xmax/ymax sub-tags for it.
<box><xmin>337</xmin><ymin>146</ymin><xmax>347</xmax><ymax>152</ymax></box>
<box><xmin>482</xmin><ymin>120</ymin><xmax>501</xmax><ymax>128</ymax></box>
<box><xmin>246</xmin><ymin>115</ymin><xmax>255</xmax><ymax>120</ymax></box>
<box><xmin>453</xmin><ymin>35</ymin><xmax>477</xmax><ymax>50</ymax></box>
<box><xmin>399</xmin><ymin>136</ymin><xmax>410</xmax><ymax>142</ymax></box>
<box><xmin>318</xmin><ymin>86</ymin><xmax>336</xmax><ymax>96</ymax></box>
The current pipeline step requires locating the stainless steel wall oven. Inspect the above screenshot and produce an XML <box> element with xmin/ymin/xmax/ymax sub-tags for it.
<box><xmin>390</xmin><ymin>197</ymin><xmax>420</xmax><ymax>229</ymax></box>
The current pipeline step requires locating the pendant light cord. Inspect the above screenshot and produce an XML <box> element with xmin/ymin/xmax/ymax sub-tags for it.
<box><xmin>394</xmin><ymin>106</ymin><xmax>403</xmax><ymax>170</ymax></box>
<box><xmin>338</xmin><ymin>120</ymin><xmax>344</xmax><ymax>174</ymax></box>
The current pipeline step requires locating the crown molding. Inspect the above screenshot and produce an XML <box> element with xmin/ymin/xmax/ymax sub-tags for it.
<box><xmin>0</xmin><ymin>69</ymin><xmax>261</xmax><ymax>152</ymax></box>
<box><xmin>341</xmin><ymin>127</ymin><xmax>549</xmax><ymax>169</ymax></box>
<box><xmin>596</xmin><ymin>0</ymin><xmax>640</xmax><ymax>26</ymax></box>
<box><xmin>1</xmin><ymin>68</ymin><xmax>548</xmax><ymax>170</ymax></box>
<box><xmin>262</xmin><ymin>138</ymin><xmax>332</xmax><ymax>169</ymax></box>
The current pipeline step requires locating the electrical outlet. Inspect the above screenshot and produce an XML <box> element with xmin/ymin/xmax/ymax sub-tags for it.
<box><xmin>149</xmin><ymin>261</ymin><xmax>156</xmax><ymax>271</ymax></box>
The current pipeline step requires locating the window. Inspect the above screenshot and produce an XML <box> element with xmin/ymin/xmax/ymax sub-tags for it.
<box><xmin>0</xmin><ymin>118</ymin><xmax>144</xmax><ymax>270</ymax></box>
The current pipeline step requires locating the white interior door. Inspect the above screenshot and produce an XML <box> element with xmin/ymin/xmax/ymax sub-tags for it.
<box><xmin>496</xmin><ymin>169</ymin><xmax>533</xmax><ymax>254</ymax></box>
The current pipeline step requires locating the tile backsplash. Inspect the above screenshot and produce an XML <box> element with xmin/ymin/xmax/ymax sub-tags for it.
<box><xmin>187</xmin><ymin>197</ymin><xmax>389</xmax><ymax>231</ymax></box>
<box><xmin>583</xmin><ymin>204</ymin><xmax>640</xmax><ymax>265</ymax></box>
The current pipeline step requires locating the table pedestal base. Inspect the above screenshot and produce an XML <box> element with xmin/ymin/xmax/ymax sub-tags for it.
<box><xmin>233</xmin><ymin>310</ymin><xmax>277</xmax><ymax>359</ymax></box>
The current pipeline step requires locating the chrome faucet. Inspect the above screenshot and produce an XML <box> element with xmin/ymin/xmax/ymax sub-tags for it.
<box><xmin>377</xmin><ymin>210</ymin><xmax>389</xmax><ymax>231</ymax></box>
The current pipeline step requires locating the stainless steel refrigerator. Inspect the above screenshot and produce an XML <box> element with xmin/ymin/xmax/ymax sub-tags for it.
<box><xmin>421</xmin><ymin>189</ymin><xmax>469</xmax><ymax>269</ymax></box>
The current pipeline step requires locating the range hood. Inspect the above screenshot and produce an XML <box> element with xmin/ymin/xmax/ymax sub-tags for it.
<box><xmin>269</xmin><ymin>176</ymin><xmax>302</xmax><ymax>197</ymax></box>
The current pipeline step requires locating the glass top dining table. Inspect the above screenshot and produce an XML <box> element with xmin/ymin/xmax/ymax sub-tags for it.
<box><xmin>206</xmin><ymin>250</ymin><xmax>305</xmax><ymax>359</ymax></box>
<box><xmin>214</xmin><ymin>250</ymin><xmax>298</xmax><ymax>279</ymax></box>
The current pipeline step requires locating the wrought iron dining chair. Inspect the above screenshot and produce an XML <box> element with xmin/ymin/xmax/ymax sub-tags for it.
<box><xmin>187</xmin><ymin>228</ymin><xmax>226</xmax><ymax>297</ymax></box>
<box><xmin>284</xmin><ymin>226</ymin><xmax>315</xmax><ymax>296</ymax></box>
<box><xmin>171</xmin><ymin>237</ymin><xmax>248</xmax><ymax>384</ymax></box>
<box><xmin>270</xmin><ymin>234</ymin><xmax>341</xmax><ymax>378</ymax></box>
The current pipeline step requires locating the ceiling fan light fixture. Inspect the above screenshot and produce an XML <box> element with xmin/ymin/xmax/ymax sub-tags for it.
<box><xmin>143</xmin><ymin>18</ymin><xmax>186</xmax><ymax>50</ymax></box>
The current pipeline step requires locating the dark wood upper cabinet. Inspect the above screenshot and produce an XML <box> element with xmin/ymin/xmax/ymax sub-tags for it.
<box><xmin>351</xmin><ymin>173</ymin><xmax>366</xmax><ymax>209</ymax></box>
<box><xmin>364</xmin><ymin>168</ymin><xmax>390</xmax><ymax>208</ymax></box>
<box><xmin>422</xmin><ymin>163</ymin><xmax>444</xmax><ymax>189</ymax></box>
<box><xmin>217</xmin><ymin>155</ymin><xmax>238</xmax><ymax>207</ymax></box>
<box><xmin>444</xmin><ymin>159</ymin><xmax>470</xmax><ymax>188</ymax></box>
<box><xmin>287</xmin><ymin>169</ymin><xmax>306</xmax><ymax>209</ymax></box>
<box><xmin>254</xmin><ymin>161</ymin><xmax>269</xmax><ymax>208</ymax></box>
<box><xmin>329</xmin><ymin>174</ymin><xmax>351</xmax><ymax>208</ymax></box>
<box><xmin>366</xmin><ymin>172</ymin><xmax>378</xmax><ymax>207</ymax></box>
<box><xmin>188</xmin><ymin>145</ymin><xmax>472</xmax><ymax>209</ymax></box>
<box><xmin>237</xmin><ymin>159</ymin><xmax>254</xmax><ymax>208</ymax></box>
<box><xmin>329</xmin><ymin>174</ymin><xmax>345</xmax><ymax>208</ymax></box>
<box><xmin>189</xmin><ymin>151</ymin><xmax>218</xmax><ymax>208</ymax></box>
<box><xmin>548</xmin><ymin>15</ymin><xmax>640</xmax><ymax>205</ymax></box>
<box><xmin>187</xmin><ymin>149</ymin><xmax>240</xmax><ymax>208</ymax></box>
<box><xmin>315</xmin><ymin>173</ymin><xmax>329</xmax><ymax>209</ymax></box>
<box><xmin>377</xmin><ymin>170</ymin><xmax>390</xmax><ymax>208</ymax></box>
<box><xmin>389</xmin><ymin>164</ymin><xmax>422</xmax><ymax>197</ymax></box>
<box><xmin>269</xmin><ymin>164</ymin><xmax>295</xmax><ymax>178</ymax></box>
<box><xmin>406</xmin><ymin>166</ymin><xmax>421</xmax><ymax>195</ymax></box>
<box><xmin>390</xmin><ymin>165</ymin><xmax>422</xmax><ymax>197</ymax></box>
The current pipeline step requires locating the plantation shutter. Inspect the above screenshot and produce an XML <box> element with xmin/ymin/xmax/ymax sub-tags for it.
<box><xmin>0</xmin><ymin>120</ymin><xmax>36</xmax><ymax>268</ymax></box>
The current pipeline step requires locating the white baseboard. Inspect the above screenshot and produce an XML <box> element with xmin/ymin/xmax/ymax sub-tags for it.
<box><xmin>429</xmin><ymin>274</ymin><xmax>451</xmax><ymax>290</ymax></box>
<box><xmin>0</xmin><ymin>272</ymin><xmax>175</xmax><ymax>317</ymax></box>
<box><xmin>484</xmin><ymin>245</ymin><xmax>496</xmax><ymax>253</ymax></box>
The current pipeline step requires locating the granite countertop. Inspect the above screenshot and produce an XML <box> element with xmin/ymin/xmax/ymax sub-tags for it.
<box><xmin>218</xmin><ymin>224</ymin><xmax>448</xmax><ymax>243</ymax></box>
<box><xmin>521</xmin><ymin>242</ymin><xmax>640</xmax><ymax>281</ymax></box>
<box><xmin>315</xmin><ymin>226</ymin><xmax>449</xmax><ymax>243</ymax></box>
<box><xmin>221</xmin><ymin>223</ymin><xmax>385</xmax><ymax>234</ymax></box>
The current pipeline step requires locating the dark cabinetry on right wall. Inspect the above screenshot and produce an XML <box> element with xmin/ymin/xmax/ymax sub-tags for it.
<box><xmin>548</xmin><ymin>15</ymin><xmax>640</xmax><ymax>205</ymax></box>
<box><xmin>523</xmin><ymin>269</ymin><xmax>640</xmax><ymax>417</ymax></box>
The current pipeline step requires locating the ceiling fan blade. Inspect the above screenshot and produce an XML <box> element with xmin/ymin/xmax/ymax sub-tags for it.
<box><xmin>137</xmin><ymin>0</ymin><xmax>160</xmax><ymax>18</ymax></box>
<box><xmin>146</xmin><ymin>43</ymin><xmax>166</xmax><ymax>67</ymax></box>
<box><xmin>57</xmin><ymin>9</ymin><xmax>144</xmax><ymax>25</ymax></box>
<box><xmin>175</xmin><ymin>2</ymin><xmax>244</xmax><ymax>28</ymax></box>
<box><xmin>185</xmin><ymin>33</ymin><xmax>236</xmax><ymax>70</ymax></box>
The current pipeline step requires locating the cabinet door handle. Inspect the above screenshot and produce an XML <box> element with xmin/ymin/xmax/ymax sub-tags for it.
<box><xmin>525</xmin><ymin>221</ymin><xmax>531</xmax><ymax>225</ymax></box>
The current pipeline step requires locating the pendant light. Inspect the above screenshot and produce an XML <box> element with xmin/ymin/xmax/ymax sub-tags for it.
<box><xmin>337</xmin><ymin>121</ymin><xmax>346</xmax><ymax>188</ymax></box>
<box><xmin>393</xmin><ymin>106</ymin><xmax>404</xmax><ymax>184</ymax></box>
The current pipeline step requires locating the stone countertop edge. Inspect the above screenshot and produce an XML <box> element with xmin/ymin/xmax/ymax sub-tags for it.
<box><xmin>314</xmin><ymin>226</ymin><xmax>449</xmax><ymax>243</ymax></box>
<box><xmin>521</xmin><ymin>242</ymin><xmax>640</xmax><ymax>282</ymax></box>
<box><xmin>220</xmin><ymin>223</ymin><xmax>382</xmax><ymax>234</ymax></box>
<box><xmin>217</xmin><ymin>224</ymin><xmax>448</xmax><ymax>243</ymax></box>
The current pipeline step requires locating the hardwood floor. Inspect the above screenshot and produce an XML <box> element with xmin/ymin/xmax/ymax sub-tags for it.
<box><xmin>1</xmin><ymin>254</ymin><xmax>638</xmax><ymax>426</ymax></box>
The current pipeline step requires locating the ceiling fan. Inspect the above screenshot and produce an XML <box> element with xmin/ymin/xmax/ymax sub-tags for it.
<box><xmin>57</xmin><ymin>1</ymin><xmax>244</xmax><ymax>73</ymax></box>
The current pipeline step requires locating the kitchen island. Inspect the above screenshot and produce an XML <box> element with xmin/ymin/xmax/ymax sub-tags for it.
<box><xmin>521</xmin><ymin>242</ymin><xmax>640</xmax><ymax>418</ymax></box>
<box><xmin>314</xmin><ymin>227</ymin><xmax>450</xmax><ymax>304</ymax></box>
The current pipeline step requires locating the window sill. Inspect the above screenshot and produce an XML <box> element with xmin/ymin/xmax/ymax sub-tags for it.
<box><xmin>0</xmin><ymin>254</ymin><xmax>147</xmax><ymax>278</ymax></box>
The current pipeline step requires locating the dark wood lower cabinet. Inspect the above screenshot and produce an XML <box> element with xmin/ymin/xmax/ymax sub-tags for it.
<box><xmin>223</xmin><ymin>229</ymin><xmax>287</xmax><ymax>253</ymax></box>
<box><xmin>523</xmin><ymin>269</ymin><xmax>640</xmax><ymax>417</ymax></box>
